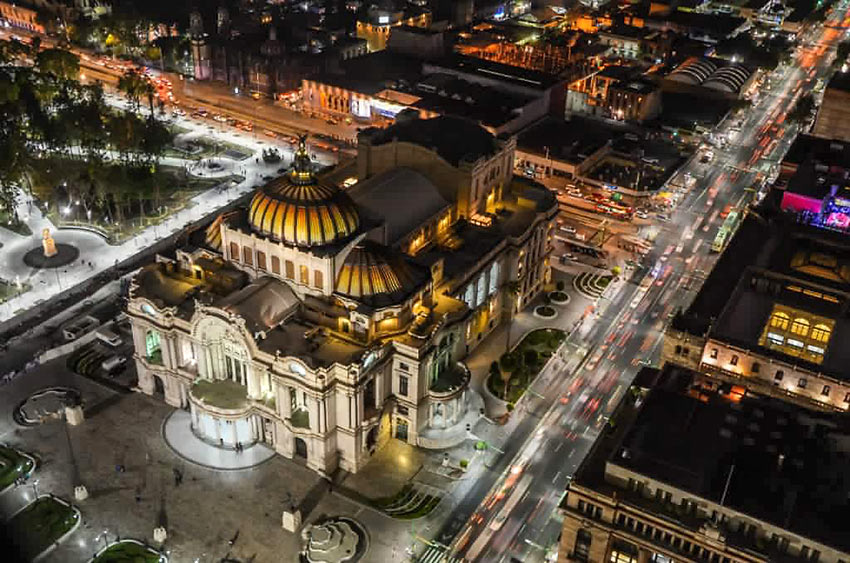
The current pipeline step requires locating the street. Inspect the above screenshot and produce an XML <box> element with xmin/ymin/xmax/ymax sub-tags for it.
<box><xmin>429</xmin><ymin>3</ymin><xmax>850</xmax><ymax>561</ymax></box>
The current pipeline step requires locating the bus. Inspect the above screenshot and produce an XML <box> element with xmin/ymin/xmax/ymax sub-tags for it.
<box><xmin>711</xmin><ymin>209</ymin><xmax>741</xmax><ymax>253</ymax></box>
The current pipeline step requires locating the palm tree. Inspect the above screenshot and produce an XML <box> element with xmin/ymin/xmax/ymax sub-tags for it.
<box><xmin>117</xmin><ymin>68</ymin><xmax>146</xmax><ymax>112</ymax></box>
<box><xmin>504</xmin><ymin>280</ymin><xmax>521</xmax><ymax>354</ymax></box>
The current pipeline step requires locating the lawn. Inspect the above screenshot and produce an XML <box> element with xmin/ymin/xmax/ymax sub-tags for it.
<box><xmin>7</xmin><ymin>496</ymin><xmax>78</xmax><ymax>561</ymax></box>
<box><xmin>28</xmin><ymin>157</ymin><xmax>230</xmax><ymax>244</ymax></box>
<box><xmin>487</xmin><ymin>328</ymin><xmax>566</xmax><ymax>404</ymax></box>
<box><xmin>92</xmin><ymin>540</ymin><xmax>164</xmax><ymax>563</ymax></box>
<box><xmin>0</xmin><ymin>279</ymin><xmax>31</xmax><ymax>304</ymax></box>
<box><xmin>0</xmin><ymin>445</ymin><xmax>35</xmax><ymax>491</ymax></box>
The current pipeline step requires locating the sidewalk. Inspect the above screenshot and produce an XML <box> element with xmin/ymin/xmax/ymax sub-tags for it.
<box><xmin>464</xmin><ymin>272</ymin><xmax>594</xmax><ymax>419</ymax></box>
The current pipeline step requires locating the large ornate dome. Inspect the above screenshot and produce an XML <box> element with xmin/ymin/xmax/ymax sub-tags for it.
<box><xmin>248</xmin><ymin>138</ymin><xmax>359</xmax><ymax>248</ymax></box>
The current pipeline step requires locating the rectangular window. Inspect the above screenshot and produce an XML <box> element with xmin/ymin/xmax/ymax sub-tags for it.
<box><xmin>774</xmin><ymin>370</ymin><xmax>784</xmax><ymax>381</ymax></box>
<box><xmin>752</xmin><ymin>362</ymin><xmax>760</xmax><ymax>374</ymax></box>
<box><xmin>822</xmin><ymin>385</ymin><xmax>830</xmax><ymax>396</ymax></box>
<box><xmin>399</xmin><ymin>375</ymin><xmax>409</xmax><ymax>396</ymax></box>
<box><xmin>710</xmin><ymin>348</ymin><xmax>718</xmax><ymax>359</ymax></box>
<box><xmin>845</xmin><ymin>392</ymin><xmax>850</xmax><ymax>403</ymax></box>
<box><xmin>798</xmin><ymin>378</ymin><xmax>807</xmax><ymax>389</ymax></box>
<box><xmin>400</xmin><ymin>362</ymin><xmax>409</xmax><ymax>372</ymax></box>
<box><xmin>230</xmin><ymin>242</ymin><xmax>240</xmax><ymax>261</ymax></box>
<box><xmin>285</xmin><ymin>260</ymin><xmax>294</xmax><ymax>280</ymax></box>
<box><xmin>257</xmin><ymin>251</ymin><xmax>267</xmax><ymax>271</ymax></box>
<box><xmin>243</xmin><ymin>246</ymin><xmax>253</xmax><ymax>266</ymax></box>
<box><xmin>397</xmin><ymin>405</ymin><xmax>408</xmax><ymax>416</ymax></box>
<box><xmin>314</xmin><ymin>269</ymin><xmax>323</xmax><ymax>289</ymax></box>
<box><xmin>300</xmin><ymin>265</ymin><xmax>309</xmax><ymax>285</ymax></box>
<box><xmin>730</xmin><ymin>355</ymin><xmax>738</xmax><ymax>366</ymax></box>
<box><xmin>271</xmin><ymin>255</ymin><xmax>281</xmax><ymax>275</ymax></box>
<box><xmin>767</xmin><ymin>332</ymin><xmax>784</xmax><ymax>345</ymax></box>
<box><xmin>787</xmin><ymin>338</ymin><xmax>804</xmax><ymax>349</ymax></box>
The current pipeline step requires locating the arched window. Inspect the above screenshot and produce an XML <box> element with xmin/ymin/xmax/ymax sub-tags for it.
<box><xmin>770</xmin><ymin>311</ymin><xmax>790</xmax><ymax>330</ymax></box>
<box><xmin>811</xmin><ymin>324</ymin><xmax>831</xmax><ymax>343</ymax></box>
<box><xmin>790</xmin><ymin>318</ymin><xmax>809</xmax><ymax>336</ymax></box>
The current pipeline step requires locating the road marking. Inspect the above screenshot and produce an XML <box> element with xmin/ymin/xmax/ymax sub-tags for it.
<box><xmin>554</xmin><ymin>470</ymin><xmax>562</xmax><ymax>483</ymax></box>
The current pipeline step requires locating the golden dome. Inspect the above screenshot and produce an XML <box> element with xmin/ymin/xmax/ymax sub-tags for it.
<box><xmin>335</xmin><ymin>242</ymin><xmax>421</xmax><ymax>302</ymax></box>
<box><xmin>248</xmin><ymin>138</ymin><xmax>359</xmax><ymax>248</ymax></box>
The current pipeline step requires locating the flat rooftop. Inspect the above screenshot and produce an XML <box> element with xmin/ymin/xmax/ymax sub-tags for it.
<box><xmin>516</xmin><ymin>117</ymin><xmax>612</xmax><ymax>164</ymax></box>
<box><xmin>673</xmin><ymin>204</ymin><xmax>850</xmax><ymax>383</ymax></box>
<box><xmin>573</xmin><ymin>364</ymin><xmax>850</xmax><ymax>555</ymax></box>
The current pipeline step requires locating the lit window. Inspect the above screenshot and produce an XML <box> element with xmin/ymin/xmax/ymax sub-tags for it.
<box><xmin>811</xmin><ymin>324</ymin><xmax>831</xmax><ymax>343</ymax></box>
<box><xmin>786</xmin><ymin>338</ymin><xmax>804</xmax><ymax>349</ymax></box>
<box><xmin>807</xmin><ymin>344</ymin><xmax>825</xmax><ymax>355</ymax></box>
<box><xmin>767</xmin><ymin>332</ymin><xmax>784</xmax><ymax>346</ymax></box>
<box><xmin>770</xmin><ymin>312</ymin><xmax>790</xmax><ymax>330</ymax></box>
<box><xmin>300</xmin><ymin>265</ymin><xmax>309</xmax><ymax>285</ymax></box>
<box><xmin>790</xmin><ymin>318</ymin><xmax>810</xmax><ymax>336</ymax></box>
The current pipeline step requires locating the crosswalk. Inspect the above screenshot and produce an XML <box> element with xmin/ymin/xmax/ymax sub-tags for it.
<box><xmin>418</xmin><ymin>544</ymin><xmax>463</xmax><ymax>563</ymax></box>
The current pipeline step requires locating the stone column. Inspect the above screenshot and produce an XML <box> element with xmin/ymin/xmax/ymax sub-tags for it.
<box><xmin>137</xmin><ymin>362</ymin><xmax>155</xmax><ymax>395</ymax></box>
<box><xmin>131</xmin><ymin>321</ymin><xmax>147</xmax><ymax>356</ymax></box>
<box><xmin>308</xmin><ymin>397</ymin><xmax>319</xmax><ymax>432</ymax></box>
<box><xmin>197</xmin><ymin>343</ymin><xmax>209</xmax><ymax>379</ymax></box>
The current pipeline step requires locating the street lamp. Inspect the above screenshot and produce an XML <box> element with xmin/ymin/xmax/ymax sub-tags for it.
<box><xmin>30</xmin><ymin>479</ymin><xmax>39</xmax><ymax>499</ymax></box>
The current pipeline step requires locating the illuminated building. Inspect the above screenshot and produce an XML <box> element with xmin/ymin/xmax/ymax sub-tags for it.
<box><xmin>663</xmin><ymin>197</ymin><xmax>850</xmax><ymax>413</ymax></box>
<box><xmin>558</xmin><ymin>363</ymin><xmax>850</xmax><ymax>563</ymax></box>
<box><xmin>355</xmin><ymin>0</ymin><xmax>431</xmax><ymax>52</ymax></box>
<box><xmin>126</xmin><ymin>120</ymin><xmax>556</xmax><ymax>476</ymax></box>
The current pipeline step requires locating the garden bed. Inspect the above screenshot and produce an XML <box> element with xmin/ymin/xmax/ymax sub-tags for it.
<box><xmin>487</xmin><ymin>328</ymin><xmax>566</xmax><ymax>404</ymax></box>
<box><xmin>0</xmin><ymin>445</ymin><xmax>35</xmax><ymax>491</ymax></box>
<box><xmin>7</xmin><ymin>496</ymin><xmax>79</xmax><ymax>561</ymax></box>
<box><xmin>548</xmin><ymin>290</ymin><xmax>569</xmax><ymax>305</ymax></box>
<box><xmin>534</xmin><ymin>305</ymin><xmax>557</xmax><ymax>318</ymax></box>
<box><xmin>91</xmin><ymin>539</ymin><xmax>164</xmax><ymax>563</ymax></box>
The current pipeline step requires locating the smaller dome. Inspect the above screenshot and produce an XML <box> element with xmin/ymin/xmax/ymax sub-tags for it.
<box><xmin>335</xmin><ymin>242</ymin><xmax>421</xmax><ymax>302</ymax></box>
<box><xmin>205</xmin><ymin>211</ymin><xmax>237</xmax><ymax>251</ymax></box>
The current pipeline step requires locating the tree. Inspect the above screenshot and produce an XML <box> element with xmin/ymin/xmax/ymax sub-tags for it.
<box><xmin>117</xmin><ymin>68</ymin><xmax>147</xmax><ymax>112</ymax></box>
<box><xmin>36</xmin><ymin>48</ymin><xmax>80</xmax><ymax>81</ymax></box>
<box><xmin>837</xmin><ymin>40</ymin><xmax>850</xmax><ymax>67</ymax></box>
<box><xmin>504</xmin><ymin>280</ymin><xmax>521</xmax><ymax>354</ymax></box>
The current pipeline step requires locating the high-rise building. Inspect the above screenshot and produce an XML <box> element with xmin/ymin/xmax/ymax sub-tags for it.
<box><xmin>812</xmin><ymin>73</ymin><xmax>850</xmax><ymax>142</ymax></box>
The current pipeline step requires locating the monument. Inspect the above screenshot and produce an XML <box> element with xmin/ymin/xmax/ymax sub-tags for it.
<box><xmin>42</xmin><ymin>228</ymin><xmax>57</xmax><ymax>258</ymax></box>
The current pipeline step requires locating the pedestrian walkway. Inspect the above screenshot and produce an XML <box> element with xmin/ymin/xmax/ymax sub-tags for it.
<box><xmin>161</xmin><ymin>410</ymin><xmax>275</xmax><ymax>471</ymax></box>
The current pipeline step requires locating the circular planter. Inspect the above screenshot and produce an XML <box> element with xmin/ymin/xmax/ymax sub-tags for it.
<box><xmin>533</xmin><ymin>305</ymin><xmax>558</xmax><ymax>319</ymax></box>
<box><xmin>548</xmin><ymin>291</ymin><xmax>570</xmax><ymax>305</ymax></box>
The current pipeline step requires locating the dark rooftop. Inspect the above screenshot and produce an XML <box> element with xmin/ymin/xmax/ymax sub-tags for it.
<box><xmin>826</xmin><ymin>70</ymin><xmax>850</xmax><ymax>92</ymax></box>
<box><xmin>610</xmin><ymin>367</ymin><xmax>850</xmax><ymax>553</ymax></box>
<box><xmin>673</xmin><ymin>205</ymin><xmax>850</xmax><ymax>382</ymax></box>
<box><xmin>425</xmin><ymin>54</ymin><xmax>563</xmax><ymax>91</ymax></box>
<box><xmin>362</xmin><ymin>115</ymin><xmax>501</xmax><ymax>167</ymax></box>
<box><xmin>516</xmin><ymin>117</ymin><xmax>612</xmax><ymax>165</ymax></box>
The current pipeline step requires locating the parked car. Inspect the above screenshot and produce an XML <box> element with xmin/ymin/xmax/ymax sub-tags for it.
<box><xmin>63</xmin><ymin>316</ymin><xmax>100</xmax><ymax>341</ymax></box>
<box><xmin>101</xmin><ymin>355</ymin><xmax>128</xmax><ymax>373</ymax></box>
<box><xmin>95</xmin><ymin>327</ymin><xmax>122</xmax><ymax>347</ymax></box>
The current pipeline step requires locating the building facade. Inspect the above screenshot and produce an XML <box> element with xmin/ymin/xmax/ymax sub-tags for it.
<box><xmin>126</xmin><ymin>117</ymin><xmax>557</xmax><ymax>477</ymax></box>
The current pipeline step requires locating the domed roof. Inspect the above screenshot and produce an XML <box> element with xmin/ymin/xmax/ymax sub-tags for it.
<box><xmin>248</xmin><ymin>137</ymin><xmax>359</xmax><ymax>248</ymax></box>
<box><xmin>335</xmin><ymin>242</ymin><xmax>421</xmax><ymax>302</ymax></box>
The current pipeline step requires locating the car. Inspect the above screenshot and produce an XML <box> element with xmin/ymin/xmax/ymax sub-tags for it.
<box><xmin>262</xmin><ymin>175</ymin><xmax>274</xmax><ymax>181</ymax></box>
<box><xmin>564</xmin><ymin>253</ymin><xmax>577</xmax><ymax>261</ymax></box>
<box><xmin>656</xmin><ymin>213</ymin><xmax>670</xmax><ymax>222</ymax></box>
<box><xmin>101</xmin><ymin>355</ymin><xmax>128</xmax><ymax>373</ymax></box>
<box><xmin>95</xmin><ymin>327</ymin><xmax>123</xmax><ymax>347</ymax></box>
<box><xmin>635</xmin><ymin>211</ymin><xmax>648</xmax><ymax>219</ymax></box>
<box><xmin>63</xmin><ymin>315</ymin><xmax>100</xmax><ymax>341</ymax></box>
<box><xmin>264</xmin><ymin>130</ymin><xmax>277</xmax><ymax>138</ymax></box>
<box><xmin>560</xmin><ymin>225</ymin><xmax>577</xmax><ymax>234</ymax></box>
